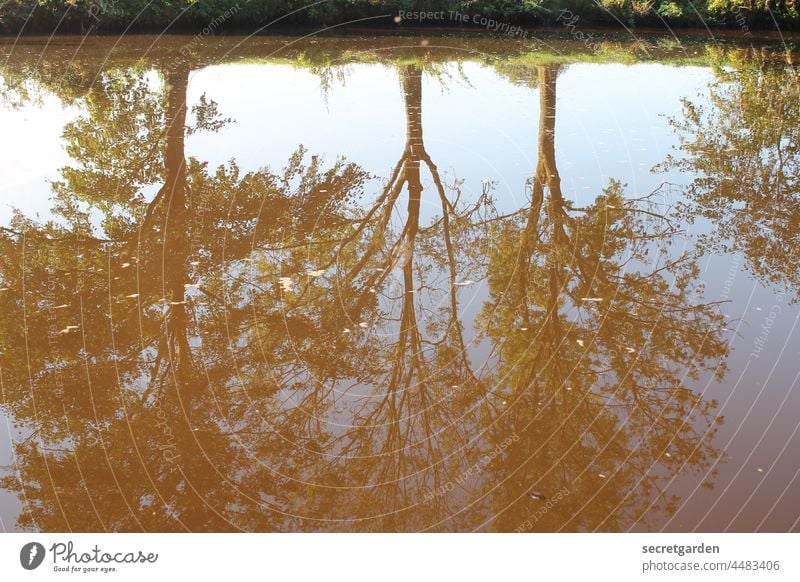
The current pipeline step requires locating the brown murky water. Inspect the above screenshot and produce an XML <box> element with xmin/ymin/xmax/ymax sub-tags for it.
<box><xmin>1</xmin><ymin>34</ymin><xmax>799</xmax><ymax>532</ymax></box>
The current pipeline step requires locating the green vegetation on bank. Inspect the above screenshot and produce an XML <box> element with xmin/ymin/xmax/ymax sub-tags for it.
<box><xmin>0</xmin><ymin>0</ymin><xmax>798</xmax><ymax>34</ymax></box>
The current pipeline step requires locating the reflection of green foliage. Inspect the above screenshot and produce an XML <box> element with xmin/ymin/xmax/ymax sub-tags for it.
<box><xmin>481</xmin><ymin>180</ymin><xmax>727</xmax><ymax>531</ymax></box>
<box><xmin>475</xmin><ymin>64</ymin><xmax>727</xmax><ymax>531</ymax></box>
<box><xmin>664</xmin><ymin>48</ymin><xmax>800</xmax><ymax>299</ymax></box>
<box><xmin>489</xmin><ymin>43</ymin><xmax>731</xmax><ymax>88</ymax></box>
<box><xmin>0</xmin><ymin>58</ymin><xmax>493</xmax><ymax>532</ymax></box>
<box><xmin>0</xmin><ymin>59</ymin><xmax>376</xmax><ymax>531</ymax></box>
<box><xmin>1</xmin><ymin>35</ymin><xmax>790</xmax><ymax>112</ymax></box>
<box><xmin>0</xmin><ymin>46</ymin><xmax>735</xmax><ymax>533</ymax></box>
<box><xmin>54</xmin><ymin>71</ymin><xmax>164</xmax><ymax>237</ymax></box>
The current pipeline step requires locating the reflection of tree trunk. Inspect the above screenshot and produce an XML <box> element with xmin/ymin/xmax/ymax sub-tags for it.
<box><xmin>402</xmin><ymin>64</ymin><xmax>424</xmax><ymax>203</ymax></box>
<box><xmin>535</xmin><ymin>64</ymin><xmax>568</xmax><ymax>247</ymax></box>
<box><xmin>160</xmin><ymin>68</ymin><xmax>211</xmax><ymax>527</ymax></box>
<box><xmin>337</xmin><ymin>65</ymin><xmax>471</xmax><ymax>521</ymax></box>
<box><xmin>400</xmin><ymin>64</ymin><xmax>423</xmax><ymax>282</ymax></box>
<box><xmin>164</xmin><ymin>68</ymin><xmax>188</xmax><ymax>222</ymax></box>
<box><xmin>395</xmin><ymin>64</ymin><xmax>424</xmax><ymax>401</ymax></box>
<box><xmin>492</xmin><ymin>66</ymin><xmax>572</xmax><ymax>528</ymax></box>
<box><xmin>162</xmin><ymin>67</ymin><xmax>192</xmax><ymax>410</ymax></box>
<box><xmin>537</xmin><ymin>65</ymin><xmax>563</xmax><ymax>212</ymax></box>
<box><xmin>398</xmin><ymin>64</ymin><xmax>425</xmax><ymax>375</ymax></box>
<box><xmin>536</xmin><ymin>65</ymin><xmax>569</xmax><ymax>377</ymax></box>
<box><xmin>518</xmin><ymin>65</ymin><xmax>565</xmax><ymax>324</ymax></box>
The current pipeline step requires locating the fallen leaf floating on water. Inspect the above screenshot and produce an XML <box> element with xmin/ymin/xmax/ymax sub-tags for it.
<box><xmin>278</xmin><ymin>277</ymin><xmax>293</xmax><ymax>292</ymax></box>
<box><xmin>307</xmin><ymin>269</ymin><xmax>325</xmax><ymax>277</ymax></box>
<box><xmin>454</xmin><ymin>279</ymin><xmax>475</xmax><ymax>287</ymax></box>
<box><xmin>527</xmin><ymin>491</ymin><xmax>547</xmax><ymax>501</ymax></box>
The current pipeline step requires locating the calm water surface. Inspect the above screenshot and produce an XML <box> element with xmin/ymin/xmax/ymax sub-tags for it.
<box><xmin>0</xmin><ymin>34</ymin><xmax>799</xmax><ymax>532</ymax></box>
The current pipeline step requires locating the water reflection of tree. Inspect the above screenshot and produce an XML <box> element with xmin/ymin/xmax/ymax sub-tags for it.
<box><xmin>664</xmin><ymin>48</ymin><xmax>800</xmax><ymax>298</ymax></box>
<box><xmin>0</xmin><ymin>61</ymin><xmax>370</xmax><ymax>531</ymax></box>
<box><xmin>0</xmin><ymin>56</ymin><xmax>731</xmax><ymax>533</ymax></box>
<box><xmin>241</xmin><ymin>62</ymin><xmax>494</xmax><ymax>531</ymax></box>
<box><xmin>477</xmin><ymin>64</ymin><xmax>729</xmax><ymax>531</ymax></box>
<box><xmin>0</xmin><ymin>58</ymin><xmax>488</xmax><ymax>531</ymax></box>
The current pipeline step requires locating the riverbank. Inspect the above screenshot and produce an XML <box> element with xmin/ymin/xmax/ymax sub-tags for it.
<box><xmin>1</xmin><ymin>0</ymin><xmax>799</xmax><ymax>36</ymax></box>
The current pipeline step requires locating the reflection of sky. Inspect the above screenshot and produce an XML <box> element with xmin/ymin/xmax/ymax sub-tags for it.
<box><xmin>1</xmin><ymin>62</ymin><xmax>714</xmax><ymax>227</ymax></box>
<box><xmin>0</xmin><ymin>91</ymin><xmax>80</xmax><ymax>223</ymax></box>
